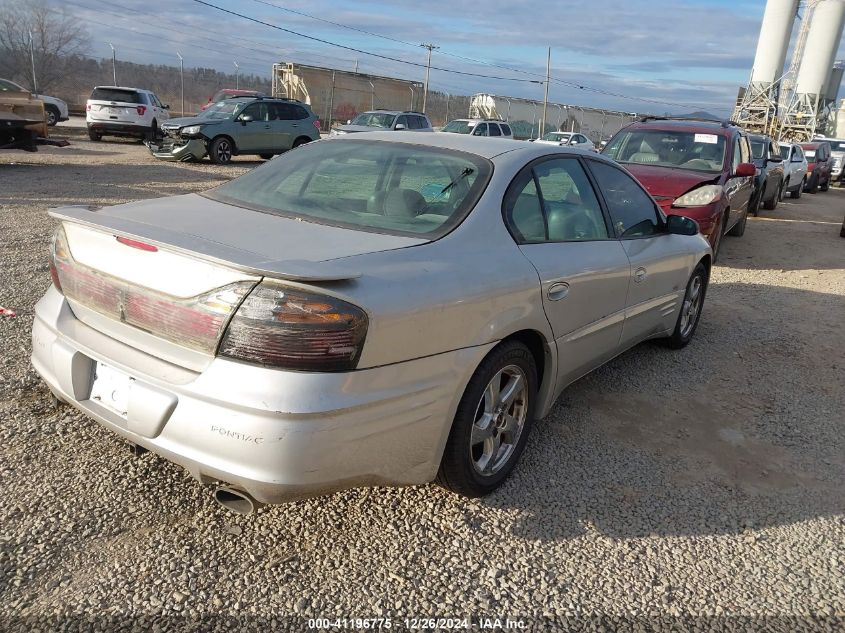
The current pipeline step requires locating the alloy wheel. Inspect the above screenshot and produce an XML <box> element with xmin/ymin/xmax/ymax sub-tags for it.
<box><xmin>679</xmin><ymin>275</ymin><xmax>703</xmax><ymax>338</ymax></box>
<box><xmin>469</xmin><ymin>365</ymin><xmax>528</xmax><ymax>477</ymax></box>
<box><xmin>216</xmin><ymin>140</ymin><xmax>232</xmax><ymax>162</ymax></box>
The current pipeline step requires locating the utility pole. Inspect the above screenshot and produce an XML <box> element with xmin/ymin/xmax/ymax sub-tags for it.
<box><xmin>445</xmin><ymin>91</ymin><xmax>450</xmax><ymax>124</ymax></box>
<box><xmin>368</xmin><ymin>80</ymin><xmax>375</xmax><ymax>110</ymax></box>
<box><xmin>420</xmin><ymin>43</ymin><xmax>439</xmax><ymax>113</ymax></box>
<box><xmin>540</xmin><ymin>47</ymin><xmax>551</xmax><ymax>139</ymax></box>
<box><xmin>233</xmin><ymin>61</ymin><xmax>240</xmax><ymax>89</ymax></box>
<box><xmin>108</xmin><ymin>42</ymin><xmax>117</xmax><ymax>85</ymax></box>
<box><xmin>177</xmin><ymin>51</ymin><xmax>184</xmax><ymax>117</ymax></box>
<box><xmin>29</xmin><ymin>31</ymin><xmax>37</xmax><ymax>94</ymax></box>
<box><xmin>354</xmin><ymin>59</ymin><xmax>359</xmax><ymax>73</ymax></box>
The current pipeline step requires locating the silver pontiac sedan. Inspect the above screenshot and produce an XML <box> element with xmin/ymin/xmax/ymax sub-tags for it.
<box><xmin>32</xmin><ymin>132</ymin><xmax>711</xmax><ymax>513</ymax></box>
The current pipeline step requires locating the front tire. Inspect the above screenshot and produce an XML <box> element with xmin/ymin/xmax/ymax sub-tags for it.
<box><xmin>209</xmin><ymin>137</ymin><xmax>234</xmax><ymax>164</ymax></box>
<box><xmin>750</xmin><ymin>188</ymin><xmax>763</xmax><ymax>216</ymax></box>
<box><xmin>436</xmin><ymin>341</ymin><xmax>537</xmax><ymax>498</ymax></box>
<box><xmin>728</xmin><ymin>207</ymin><xmax>747</xmax><ymax>237</ymax></box>
<box><xmin>667</xmin><ymin>263</ymin><xmax>708</xmax><ymax>349</ymax></box>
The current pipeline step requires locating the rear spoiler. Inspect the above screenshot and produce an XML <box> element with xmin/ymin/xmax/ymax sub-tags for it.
<box><xmin>49</xmin><ymin>205</ymin><xmax>362</xmax><ymax>282</ymax></box>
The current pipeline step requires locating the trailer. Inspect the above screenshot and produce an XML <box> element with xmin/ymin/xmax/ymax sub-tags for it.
<box><xmin>469</xmin><ymin>93</ymin><xmax>641</xmax><ymax>142</ymax></box>
<box><xmin>272</xmin><ymin>62</ymin><xmax>424</xmax><ymax>131</ymax></box>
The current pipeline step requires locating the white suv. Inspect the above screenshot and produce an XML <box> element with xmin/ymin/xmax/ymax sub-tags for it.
<box><xmin>440</xmin><ymin>118</ymin><xmax>514</xmax><ymax>138</ymax></box>
<box><xmin>86</xmin><ymin>86</ymin><xmax>170</xmax><ymax>142</ymax></box>
<box><xmin>534</xmin><ymin>131</ymin><xmax>596</xmax><ymax>150</ymax></box>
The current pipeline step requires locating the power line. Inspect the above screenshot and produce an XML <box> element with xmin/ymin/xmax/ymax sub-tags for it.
<box><xmin>191</xmin><ymin>0</ymin><xmax>542</xmax><ymax>83</ymax></box>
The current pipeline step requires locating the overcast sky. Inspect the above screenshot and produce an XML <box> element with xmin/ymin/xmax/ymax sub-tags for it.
<box><xmin>54</xmin><ymin>0</ymin><xmax>844</xmax><ymax>116</ymax></box>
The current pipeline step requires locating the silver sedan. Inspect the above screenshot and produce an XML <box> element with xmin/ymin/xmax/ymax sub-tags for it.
<box><xmin>32</xmin><ymin>132</ymin><xmax>711</xmax><ymax>513</ymax></box>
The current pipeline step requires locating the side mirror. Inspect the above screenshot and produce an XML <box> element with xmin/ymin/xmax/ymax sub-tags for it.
<box><xmin>164</xmin><ymin>104</ymin><xmax>170</xmax><ymax>110</ymax></box>
<box><xmin>666</xmin><ymin>214</ymin><xmax>699</xmax><ymax>236</ymax></box>
<box><xmin>394</xmin><ymin>123</ymin><xmax>406</xmax><ymax>130</ymax></box>
<box><xmin>239</xmin><ymin>114</ymin><xmax>253</xmax><ymax>124</ymax></box>
<box><xmin>346</xmin><ymin>119</ymin><xmax>352</xmax><ymax>124</ymax></box>
<box><xmin>569</xmin><ymin>139</ymin><xmax>578</xmax><ymax>145</ymax></box>
<box><xmin>735</xmin><ymin>162</ymin><xmax>756</xmax><ymax>178</ymax></box>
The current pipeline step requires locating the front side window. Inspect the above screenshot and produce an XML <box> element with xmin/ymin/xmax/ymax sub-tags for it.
<box><xmin>207</xmin><ymin>140</ymin><xmax>492</xmax><ymax>238</ymax></box>
<box><xmin>504</xmin><ymin>158</ymin><xmax>608</xmax><ymax>243</ymax></box>
<box><xmin>489</xmin><ymin>124</ymin><xmax>502</xmax><ymax>137</ymax></box>
<box><xmin>780</xmin><ymin>145</ymin><xmax>791</xmax><ymax>160</ymax></box>
<box><xmin>603</xmin><ymin>128</ymin><xmax>726</xmax><ymax>173</ymax></box>
<box><xmin>241</xmin><ymin>102</ymin><xmax>268</xmax><ymax>121</ymax></box>
<box><xmin>0</xmin><ymin>79</ymin><xmax>23</xmax><ymax>91</ymax></box>
<box><xmin>395</xmin><ymin>115</ymin><xmax>409</xmax><ymax>129</ymax></box>
<box><xmin>473</xmin><ymin>123</ymin><xmax>489</xmax><ymax>137</ymax></box>
<box><xmin>588</xmin><ymin>161</ymin><xmax>660</xmax><ymax>238</ymax></box>
<box><xmin>750</xmin><ymin>140</ymin><xmax>767</xmax><ymax>160</ymax></box>
<box><xmin>731</xmin><ymin>137</ymin><xmax>743</xmax><ymax>173</ymax></box>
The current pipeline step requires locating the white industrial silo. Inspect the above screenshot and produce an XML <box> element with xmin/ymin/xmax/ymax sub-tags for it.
<box><xmin>782</xmin><ymin>0</ymin><xmax>845</xmax><ymax>140</ymax></box>
<box><xmin>733</xmin><ymin>0</ymin><xmax>799</xmax><ymax>134</ymax></box>
<box><xmin>751</xmin><ymin>0</ymin><xmax>801</xmax><ymax>86</ymax></box>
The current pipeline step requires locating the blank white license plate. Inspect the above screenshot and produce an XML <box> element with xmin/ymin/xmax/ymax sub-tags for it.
<box><xmin>90</xmin><ymin>362</ymin><xmax>132</xmax><ymax>418</ymax></box>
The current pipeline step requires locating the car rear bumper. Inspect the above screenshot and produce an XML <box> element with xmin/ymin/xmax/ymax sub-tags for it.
<box><xmin>147</xmin><ymin>137</ymin><xmax>207</xmax><ymax>161</ymax></box>
<box><xmin>87</xmin><ymin>121</ymin><xmax>149</xmax><ymax>136</ymax></box>
<box><xmin>31</xmin><ymin>286</ymin><xmax>488</xmax><ymax>504</ymax></box>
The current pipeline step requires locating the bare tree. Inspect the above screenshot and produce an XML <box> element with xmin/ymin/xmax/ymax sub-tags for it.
<box><xmin>0</xmin><ymin>0</ymin><xmax>89</xmax><ymax>92</ymax></box>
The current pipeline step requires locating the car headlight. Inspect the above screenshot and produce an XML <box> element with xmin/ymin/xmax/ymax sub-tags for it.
<box><xmin>673</xmin><ymin>185</ymin><xmax>723</xmax><ymax>208</ymax></box>
<box><xmin>181</xmin><ymin>125</ymin><xmax>201</xmax><ymax>135</ymax></box>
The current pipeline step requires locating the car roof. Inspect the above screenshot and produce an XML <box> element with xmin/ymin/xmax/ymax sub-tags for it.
<box><xmin>627</xmin><ymin>118</ymin><xmax>734</xmax><ymax>136</ymax></box>
<box><xmin>748</xmin><ymin>134</ymin><xmax>771</xmax><ymax>142</ymax></box>
<box><xmin>364</xmin><ymin>110</ymin><xmax>428</xmax><ymax>116</ymax></box>
<box><xmin>800</xmin><ymin>141</ymin><xmax>825</xmax><ymax>147</ymax></box>
<box><xmin>325</xmin><ymin>130</ymin><xmax>615</xmax><ymax>162</ymax></box>
<box><xmin>92</xmin><ymin>86</ymin><xmax>148</xmax><ymax>92</ymax></box>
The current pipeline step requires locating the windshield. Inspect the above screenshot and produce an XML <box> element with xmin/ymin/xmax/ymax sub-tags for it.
<box><xmin>542</xmin><ymin>132</ymin><xmax>570</xmax><ymax>142</ymax></box>
<box><xmin>779</xmin><ymin>145</ymin><xmax>791</xmax><ymax>160</ymax></box>
<box><xmin>206</xmin><ymin>140</ymin><xmax>492</xmax><ymax>238</ymax></box>
<box><xmin>603</xmin><ymin>129</ymin><xmax>727</xmax><ymax>172</ymax></box>
<box><xmin>750</xmin><ymin>141</ymin><xmax>767</xmax><ymax>160</ymax></box>
<box><xmin>442</xmin><ymin>120</ymin><xmax>474</xmax><ymax>134</ymax></box>
<box><xmin>350</xmin><ymin>112</ymin><xmax>396</xmax><ymax>128</ymax></box>
<box><xmin>199</xmin><ymin>100</ymin><xmax>242</xmax><ymax>119</ymax></box>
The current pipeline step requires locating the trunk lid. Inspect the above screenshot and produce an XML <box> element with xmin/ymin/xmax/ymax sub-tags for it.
<box><xmin>50</xmin><ymin>196</ymin><xmax>424</xmax><ymax>371</ymax></box>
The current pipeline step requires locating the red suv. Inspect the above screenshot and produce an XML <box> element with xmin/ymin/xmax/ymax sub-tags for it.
<box><xmin>602</xmin><ymin>118</ymin><xmax>756</xmax><ymax>258</ymax></box>
<box><xmin>798</xmin><ymin>141</ymin><xmax>832</xmax><ymax>193</ymax></box>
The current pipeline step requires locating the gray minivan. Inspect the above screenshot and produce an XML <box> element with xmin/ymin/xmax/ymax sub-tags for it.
<box><xmin>151</xmin><ymin>97</ymin><xmax>320</xmax><ymax>164</ymax></box>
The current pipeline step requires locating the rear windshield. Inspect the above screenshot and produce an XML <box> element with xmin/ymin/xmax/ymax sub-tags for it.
<box><xmin>205</xmin><ymin>140</ymin><xmax>492</xmax><ymax>238</ymax></box>
<box><xmin>603</xmin><ymin>128</ymin><xmax>726</xmax><ymax>173</ymax></box>
<box><xmin>442</xmin><ymin>120</ymin><xmax>474</xmax><ymax>134</ymax></box>
<box><xmin>90</xmin><ymin>88</ymin><xmax>141</xmax><ymax>103</ymax></box>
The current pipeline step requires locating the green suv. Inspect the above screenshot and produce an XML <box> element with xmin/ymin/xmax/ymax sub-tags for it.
<box><xmin>150</xmin><ymin>97</ymin><xmax>320</xmax><ymax>164</ymax></box>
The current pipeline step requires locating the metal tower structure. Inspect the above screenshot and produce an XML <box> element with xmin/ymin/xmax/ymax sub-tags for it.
<box><xmin>733</xmin><ymin>0</ymin><xmax>800</xmax><ymax>135</ymax></box>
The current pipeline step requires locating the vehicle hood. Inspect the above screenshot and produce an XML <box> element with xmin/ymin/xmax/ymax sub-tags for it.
<box><xmin>335</xmin><ymin>124</ymin><xmax>390</xmax><ymax>134</ymax></box>
<box><xmin>49</xmin><ymin>194</ymin><xmax>426</xmax><ymax>281</ymax></box>
<box><xmin>620</xmin><ymin>163</ymin><xmax>720</xmax><ymax>199</ymax></box>
<box><xmin>162</xmin><ymin>116</ymin><xmax>222</xmax><ymax>128</ymax></box>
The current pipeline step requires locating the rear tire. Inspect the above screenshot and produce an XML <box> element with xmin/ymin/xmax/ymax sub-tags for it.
<box><xmin>87</xmin><ymin>128</ymin><xmax>102</xmax><ymax>142</ymax></box>
<box><xmin>805</xmin><ymin>174</ymin><xmax>818</xmax><ymax>193</ymax></box>
<box><xmin>209</xmin><ymin>137</ymin><xmax>234</xmax><ymax>164</ymax></box>
<box><xmin>750</xmin><ymin>188</ymin><xmax>762</xmax><ymax>216</ymax></box>
<box><xmin>666</xmin><ymin>263</ymin><xmax>708</xmax><ymax>349</ymax></box>
<box><xmin>436</xmin><ymin>341</ymin><xmax>537</xmax><ymax>498</ymax></box>
<box><xmin>145</xmin><ymin>120</ymin><xmax>158</xmax><ymax>143</ymax></box>
<box><xmin>791</xmin><ymin>177</ymin><xmax>804</xmax><ymax>198</ymax></box>
<box><xmin>259</xmin><ymin>153</ymin><xmax>274</xmax><ymax>160</ymax></box>
<box><xmin>820</xmin><ymin>176</ymin><xmax>830</xmax><ymax>192</ymax></box>
<box><xmin>292</xmin><ymin>136</ymin><xmax>311</xmax><ymax>149</ymax></box>
<box><xmin>45</xmin><ymin>105</ymin><xmax>59</xmax><ymax>127</ymax></box>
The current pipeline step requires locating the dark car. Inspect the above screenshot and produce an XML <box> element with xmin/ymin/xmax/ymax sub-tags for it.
<box><xmin>747</xmin><ymin>135</ymin><xmax>785</xmax><ymax>215</ymax></box>
<box><xmin>602</xmin><ymin>117</ymin><xmax>755</xmax><ymax>259</ymax></box>
<box><xmin>799</xmin><ymin>141</ymin><xmax>832</xmax><ymax>193</ymax></box>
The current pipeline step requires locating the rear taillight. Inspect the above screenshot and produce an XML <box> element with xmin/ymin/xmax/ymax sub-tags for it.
<box><xmin>136</xmin><ymin>105</ymin><xmax>146</xmax><ymax>116</ymax></box>
<box><xmin>313</xmin><ymin>120</ymin><xmax>321</xmax><ymax>130</ymax></box>
<box><xmin>219</xmin><ymin>283</ymin><xmax>368</xmax><ymax>372</ymax></box>
<box><xmin>50</xmin><ymin>226</ymin><xmax>254</xmax><ymax>354</ymax></box>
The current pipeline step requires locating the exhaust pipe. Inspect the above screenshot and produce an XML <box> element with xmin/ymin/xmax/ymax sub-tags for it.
<box><xmin>213</xmin><ymin>486</ymin><xmax>263</xmax><ymax>515</ymax></box>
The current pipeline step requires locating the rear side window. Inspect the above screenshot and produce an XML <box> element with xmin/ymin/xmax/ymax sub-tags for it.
<box><xmin>588</xmin><ymin>160</ymin><xmax>661</xmax><ymax>238</ymax></box>
<box><xmin>407</xmin><ymin>115</ymin><xmax>424</xmax><ymax>130</ymax></box>
<box><xmin>489</xmin><ymin>124</ymin><xmax>502</xmax><ymax>137</ymax></box>
<box><xmin>91</xmin><ymin>88</ymin><xmax>141</xmax><ymax>103</ymax></box>
<box><xmin>500</xmin><ymin>124</ymin><xmax>512</xmax><ymax>136</ymax></box>
<box><xmin>473</xmin><ymin>123</ymin><xmax>489</xmax><ymax>137</ymax></box>
<box><xmin>273</xmin><ymin>103</ymin><xmax>308</xmax><ymax>120</ymax></box>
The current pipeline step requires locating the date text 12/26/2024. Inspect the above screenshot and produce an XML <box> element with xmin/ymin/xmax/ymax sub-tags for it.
<box><xmin>308</xmin><ymin>617</ymin><xmax>529</xmax><ymax>630</ymax></box>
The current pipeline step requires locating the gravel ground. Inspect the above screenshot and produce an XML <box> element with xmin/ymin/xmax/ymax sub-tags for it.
<box><xmin>1</xmin><ymin>134</ymin><xmax>843</xmax><ymax>632</ymax></box>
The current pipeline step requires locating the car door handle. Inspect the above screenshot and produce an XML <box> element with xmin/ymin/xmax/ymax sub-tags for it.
<box><xmin>547</xmin><ymin>282</ymin><xmax>570</xmax><ymax>301</ymax></box>
<box><xmin>634</xmin><ymin>267</ymin><xmax>647</xmax><ymax>283</ymax></box>
<box><xmin>291</xmin><ymin>123</ymin><xmax>299</xmax><ymax>127</ymax></box>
